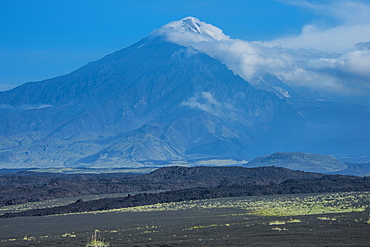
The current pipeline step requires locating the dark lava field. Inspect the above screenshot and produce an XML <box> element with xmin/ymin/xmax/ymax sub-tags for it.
<box><xmin>1</xmin><ymin>166</ymin><xmax>370</xmax><ymax>246</ymax></box>
<box><xmin>1</xmin><ymin>193</ymin><xmax>370</xmax><ymax>246</ymax></box>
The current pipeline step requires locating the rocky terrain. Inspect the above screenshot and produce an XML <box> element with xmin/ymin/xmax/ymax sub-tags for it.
<box><xmin>1</xmin><ymin>192</ymin><xmax>370</xmax><ymax>247</ymax></box>
<box><xmin>1</xmin><ymin>166</ymin><xmax>370</xmax><ymax>218</ymax></box>
<box><xmin>0</xmin><ymin>166</ymin><xmax>322</xmax><ymax>206</ymax></box>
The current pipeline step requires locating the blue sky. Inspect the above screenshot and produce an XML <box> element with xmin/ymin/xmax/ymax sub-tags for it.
<box><xmin>1</xmin><ymin>0</ymin><xmax>370</xmax><ymax>98</ymax></box>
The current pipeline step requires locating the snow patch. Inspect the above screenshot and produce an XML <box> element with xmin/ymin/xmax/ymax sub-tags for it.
<box><xmin>259</xmin><ymin>77</ymin><xmax>291</xmax><ymax>98</ymax></box>
<box><xmin>156</xmin><ymin>16</ymin><xmax>229</xmax><ymax>42</ymax></box>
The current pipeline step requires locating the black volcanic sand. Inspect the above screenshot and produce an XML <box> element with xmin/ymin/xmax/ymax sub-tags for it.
<box><xmin>1</xmin><ymin>195</ymin><xmax>369</xmax><ymax>246</ymax></box>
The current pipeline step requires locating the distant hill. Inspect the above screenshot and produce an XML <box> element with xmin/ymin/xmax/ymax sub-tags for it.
<box><xmin>245</xmin><ymin>152</ymin><xmax>347</xmax><ymax>173</ymax></box>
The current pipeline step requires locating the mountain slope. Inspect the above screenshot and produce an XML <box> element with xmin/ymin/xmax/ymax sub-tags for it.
<box><xmin>0</xmin><ymin>33</ymin><xmax>295</xmax><ymax>168</ymax></box>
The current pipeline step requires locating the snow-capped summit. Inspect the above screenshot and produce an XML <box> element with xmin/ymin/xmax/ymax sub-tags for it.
<box><xmin>158</xmin><ymin>17</ymin><xmax>229</xmax><ymax>41</ymax></box>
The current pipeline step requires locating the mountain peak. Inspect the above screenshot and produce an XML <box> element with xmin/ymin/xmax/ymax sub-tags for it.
<box><xmin>159</xmin><ymin>17</ymin><xmax>229</xmax><ymax>41</ymax></box>
<box><xmin>171</xmin><ymin>17</ymin><xmax>203</xmax><ymax>34</ymax></box>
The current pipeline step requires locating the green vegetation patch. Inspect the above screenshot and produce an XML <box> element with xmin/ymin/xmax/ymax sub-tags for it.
<box><xmin>249</xmin><ymin>192</ymin><xmax>369</xmax><ymax>216</ymax></box>
<box><xmin>63</xmin><ymin>192</ymin><xmax>370</xmax><ymax>217</ymax></box>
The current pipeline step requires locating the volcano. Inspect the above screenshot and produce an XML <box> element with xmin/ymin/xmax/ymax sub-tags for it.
<box><xmin>0</xmin><ymin>17</ymin><xmax>369</xmax><ymax>168</ymax></box>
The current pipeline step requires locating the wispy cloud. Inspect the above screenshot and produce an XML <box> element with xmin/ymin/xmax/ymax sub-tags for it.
<box><xmin>0</xmin><ymin>104</ymin><xmax>53</xmax><ymax>110</ymax></box>
<box><xmin>156</xmin><ymin>1</ymin><xmax>370</xmax><ymax>99</ymax></box>
<box><xmin>182</xmin><ymin>92</ymin><xmax>236</xmax><ymax>119</ymax></box>
<box><xmin>181</xmin><ymin>91</ymin><xmax>260</xmax><ymax>126</ymax></box>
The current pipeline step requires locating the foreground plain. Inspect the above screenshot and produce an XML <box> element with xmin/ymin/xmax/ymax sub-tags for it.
<box><xmin>0</xmin><ymin>192</ymin><xmax>369</xmax><ymax>246</ymax></box>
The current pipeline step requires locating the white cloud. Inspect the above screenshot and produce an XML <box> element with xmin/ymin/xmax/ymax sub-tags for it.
<box><xmin>180</xmin><ymin>91</ymin><xmax>258</xmax><ymax>125</ymax></box>
<box><xmin>343</xmin><ymin>51</ymin><xmax>370</xmax><ymax>79</ymax></box>
<box><xmin>181</xmin><ymin>92</ymin><xmax>234</xmax><ymax>118</ymax></box>
<box><xmin>277</xmin><ymin>23</ymin><xmax>370</xmax><ymax>52</ymax></box>
<box><xmin>156</xmin><ymin>1</ymin><xmax>370</xmax><ymax>98</ymax></box>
